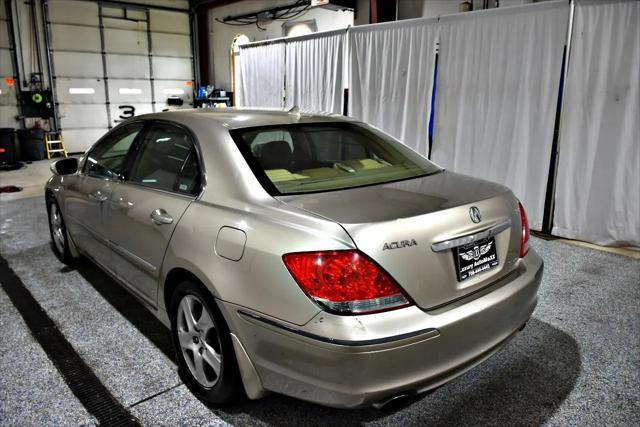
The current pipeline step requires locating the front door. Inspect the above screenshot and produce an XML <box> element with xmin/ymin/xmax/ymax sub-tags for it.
<box><xmin>65</xmin><ymin>123</ymin><xmax>143</xmax><ymax>271</ymax></box>
<box><xmin>108</xmin><ymin>122</ymin><xmax>202</xmax><ymax>305</ymax></box>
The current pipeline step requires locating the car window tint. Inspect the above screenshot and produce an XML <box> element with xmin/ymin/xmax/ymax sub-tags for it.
<box><xmin>85</xmin><ymin>124</ymin><xmax>142</xmax><ymax>179</ymax></box>
<box><xmin>307</xmin><ymin>128</ymin><xmax>369</xmax><ymax>162</ymax></box>
<box><xmin>175</xmin><ymin>150</ymin><xmax>201</xmax><ymax>195</ymax></box>
<box><xmin>231</xmin><ymin>123</ymin><xmax>441</xmax><ymax>195</ymax></box>
<box><xmin>244</xmin><ymin>129</ymin><xmax>293</xmax><ymax>157</ymax></box>
<box><xmin>129</xmin><ymin>124</ymin><xmax>199</xmax><ymax>194</ymax></box>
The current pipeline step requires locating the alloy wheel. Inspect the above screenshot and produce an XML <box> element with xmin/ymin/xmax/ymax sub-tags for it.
<box><xmin>49</xmin><ymin>202</ymin><xmax>65</xmax><ymax>254</ymax></box>
<box><xmin>176</xmin><ymin>294</ymin><xmax>222</xmax><ymax>388</ymax></box>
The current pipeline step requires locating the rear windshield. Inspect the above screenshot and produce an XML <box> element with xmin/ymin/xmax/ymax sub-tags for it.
<box><xmin>230</xmin><ymin>122</ymin><xmax>441</xmax><ymax>196</ymax></box>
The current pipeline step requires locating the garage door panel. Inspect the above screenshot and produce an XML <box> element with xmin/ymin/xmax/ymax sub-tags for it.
<box><xmin>50</xmin><ymin>24</ymin><xmax>100</xmax><ymax>52</ymax></box>
<box><xmin>0</xmin><ymin>50</ymin><xmax>12</xmax><ymax>76</ymax></box>
<box><xmin>0</xmin><ymin>21</ymin><xmax>9</xmax><ymax>48</ymax></box>
<box><xmin>104</xmin><ymin>28</ymin><xmax>148</xmax><ymax>55</ymax></box>
<box><xmin>151</xmin><ymin>33</ymin><xmax>190</xmax><ymax>57</ymax></box>
<box><xmin>102</xmin><ymin>16</ymin><xmax>147</xmax><ymax>32</ymax></box>
<box><xmin>53</xmin><ymin>52</ymin><xmax>103</xmax><ymax>77</ymax></box>
<box><xmin>109</xmin><ymin>103</ymin><xmax>153</xmax><ymax>126</ymax></box>
<box><xmin>0</xmin><ymin>105</ymin><xmax>19</xmax><ymax>128</ymax></box>
<box><xmin>101</xmin><ymin>6</ymin><xmax>147</xmax><ymax>23</ymax></box>
<box><xmin>46</xmin><ymin>3</ymin><xmax>193</xmax><ymax>153</ymax></box>
<box><xmin>55</xmin><ymin>78</ymin><xmax>106</xmax><ymax>104</ymax></box>
<box><xmin>108</xmin><ymin>79</ymin><xmax>152</xmax><ymax>103</ymax></box>
<box><xmin>63</xmin><ymin>128</ymin><xmax>109</xmax><ymax>153</ymax></box>
<box><xmin>150</xmin><ymin>10</ymin><xmax>189</xmax><ymax>34</ymax></box>
<box><xmin>152</xmin><ymin>57</ymin><xmax>191</xmax><ymax>80</ymax></box>
<box><xmin>59</xmin><ymin>104</ymin><xmax>108</xmax><ymax>129</ymax></box>
<box><xmin>49</xmin><ymin>0</ymin><xmax>98</xmax><ymax>26</ymax></box>
<box><xmin>106</xmin><ymin>54</ymin><xmax>149</xmax><ymax>78</ymax></box>
<box><xmin>154</xmin><ymin>80</ymin><xmax>193</xmax><ymax>104</ymax></box>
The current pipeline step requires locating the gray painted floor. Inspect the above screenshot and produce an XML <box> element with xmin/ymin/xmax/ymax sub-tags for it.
<box><xmin>0</xmin><ymin>197</ymin><xmax>638</xmax><ymax>426</ymax></box>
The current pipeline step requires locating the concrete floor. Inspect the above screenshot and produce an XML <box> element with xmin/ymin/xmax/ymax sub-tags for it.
<box><xmin>1</xmin><ymin>161</ymin><xmax>639</xmax><ymax>426</ymax></box>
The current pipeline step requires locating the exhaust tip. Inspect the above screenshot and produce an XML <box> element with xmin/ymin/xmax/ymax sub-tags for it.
<box><xmin>373</xmin><ymin>393</ymin><xmax>419</xmax><ymax>413</ymax></box>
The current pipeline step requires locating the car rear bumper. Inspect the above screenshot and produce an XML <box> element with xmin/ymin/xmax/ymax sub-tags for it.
<box><xmin>219</xmin><ymin>249</ymin><xmax>543</xmax><ymax>408</ymax></box>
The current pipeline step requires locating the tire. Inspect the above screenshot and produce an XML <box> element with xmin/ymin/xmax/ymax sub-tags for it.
<box><xmin>170</xmin><ymin>281</ymin><xmax>245</xmax><ymax>405</ymax></box>
<box><xmin>46</xmin><ymin>196</ymin><xmax>74</xmax><ymax>265</ymax></box>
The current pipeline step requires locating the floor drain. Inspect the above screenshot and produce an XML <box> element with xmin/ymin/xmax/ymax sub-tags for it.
<box><xmin>0</xmin><ymin>256</ymin><xmax>141</xmax><ymax>426</ymax></box>
<box><xmin>0</xmin><ymin>185</ymin><xmax>23</xmax><ymax>193</ymax></box>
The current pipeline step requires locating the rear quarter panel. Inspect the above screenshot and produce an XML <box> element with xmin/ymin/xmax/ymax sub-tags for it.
<box><xmin>160</xmin><ymin>198</ymin><xmax>356</xmax><ymax>326</ymax></box>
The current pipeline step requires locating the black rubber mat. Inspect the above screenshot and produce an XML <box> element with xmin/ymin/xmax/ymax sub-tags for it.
<box><xmin>0</xmin><ymin>255</ymin><xmax>141</xmax><ymax>426</ymax></box>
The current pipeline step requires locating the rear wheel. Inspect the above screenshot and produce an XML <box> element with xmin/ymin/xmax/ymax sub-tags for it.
<box><xmin>170</xmin><ymin>281</ymin><xmax>244</xmax><ymax>404</ymax></box>
<box><xmin>46</xmin><ymin>196</ymin><xmax>73</xmax><ymax>264</ymax></box>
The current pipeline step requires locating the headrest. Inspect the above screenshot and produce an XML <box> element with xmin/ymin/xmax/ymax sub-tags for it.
<box><xmin>258</xmin><ymin>140</ymin><xmax>293</xmax><ymax>170</ymax></box>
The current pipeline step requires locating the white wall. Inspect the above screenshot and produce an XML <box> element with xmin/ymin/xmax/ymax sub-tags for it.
<box><xmin>397</xmin><ymin>0</ymin><xmax>553</xmax><ymax>20</ymax></box>
<box><xmin>209</xmin><ymin>1</ymin><xmax>353</xmax><ymax>91</ymax></box>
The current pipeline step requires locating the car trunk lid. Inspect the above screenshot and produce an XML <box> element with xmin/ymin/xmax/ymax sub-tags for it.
<box><xmin>278</xmin><ymin>171</ymin><xmax>523</xmax><ymax>310</ymax></box>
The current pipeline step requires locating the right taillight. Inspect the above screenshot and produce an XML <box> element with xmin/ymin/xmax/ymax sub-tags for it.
<box><xmin>282</xmin><ymin>250</ymin><xmax>412</xmax><ymax>315</ymax></box>
<box><xmin>518</xmin><ymin>201</ymin><xmax>530</xmax><ymax>258</ymax></box>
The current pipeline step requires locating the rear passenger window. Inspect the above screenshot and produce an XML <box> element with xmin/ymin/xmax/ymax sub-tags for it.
<box><xmin>128</xmin><ymin>124</ymin><xmax>201</xmax><ymax>195</ymax></box>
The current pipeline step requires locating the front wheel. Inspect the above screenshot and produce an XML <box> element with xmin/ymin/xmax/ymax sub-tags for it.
<box><xmin>170</xmin><ymin>281</ymin><xmax>244</xmax><ymax>405</ymax></box>
<box><xmin>46</xmin><ymin>196</ymin><xmax>74</xmax><ymax>264</ymax></box>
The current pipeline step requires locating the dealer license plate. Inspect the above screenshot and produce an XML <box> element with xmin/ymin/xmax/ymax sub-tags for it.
<box><xmin>454</xmin><ymin>237</ymin><xmax>499</xmax><ymax>281</ymax></box>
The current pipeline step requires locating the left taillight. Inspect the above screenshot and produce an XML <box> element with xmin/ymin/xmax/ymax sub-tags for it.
<box><xmin>518</xmin><ymin>201</ymin><xmax>530</xmax><ymax>258</ymax></box>
<box><xmin>282</xmin><ymin>250</ymin><xmax>412</xmax><ymax>315</ymax></box>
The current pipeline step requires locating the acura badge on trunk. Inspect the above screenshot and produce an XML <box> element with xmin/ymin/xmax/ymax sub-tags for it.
<box><xmin>469</xmin><ymin>206</ymin><xmax>482</xmax><ymax>223</ymax></box>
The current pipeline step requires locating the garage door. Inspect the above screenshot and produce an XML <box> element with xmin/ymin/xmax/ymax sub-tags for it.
<box><xmin>47</xmin><ymin>0</ymin><xmax>193</xmax><ymax>153</ymax></box>
<box><xmin>0</xmin><ymin>0</ymin><xmax>19</xmax><ymax>129</ymax></box>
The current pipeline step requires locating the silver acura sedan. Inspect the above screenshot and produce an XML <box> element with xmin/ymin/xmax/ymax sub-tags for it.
<box><xmin>45</xmin><ymin>109</ymin><xmax>543</xmax><ymax>409</ymax></box>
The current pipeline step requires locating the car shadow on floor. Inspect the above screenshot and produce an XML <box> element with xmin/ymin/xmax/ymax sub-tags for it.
<box><xmin>72</xmin><ymin>259</ymin><xmax>581</xmax><ymax>426</ymax></box>
<box><xmin>73</xmin><ymin>259</ymin><xmax>176</xmax><ymax>363</ymax></box>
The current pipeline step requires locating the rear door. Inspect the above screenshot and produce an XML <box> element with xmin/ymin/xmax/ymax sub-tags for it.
<box><xmin>65</xmin><ymin>123</ymin><xmax>143</xmax><ymax>271</ymax></box>
<box><xmin>107</xmin><ymin>121</ymin><xmax>201</xmax><ymax>306</ymax></box>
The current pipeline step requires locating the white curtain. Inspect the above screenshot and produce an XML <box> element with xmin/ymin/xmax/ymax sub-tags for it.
<box><xmin>552</xmin><ymin>0</ymin><xmax>640</xmax><ymax>247</ymax></box>
<box><xmin>284</xmin><ymin>30</ymin><xmax>345</xmax><ymax>113</ymax></box>
<box><xmin>431</xmin><ymin>1</ymin><xmax>569</xmax><ymax>231</ymax></box>
<box><xmin>348</xmin><ymin>18</ymin><xmax>438</xmax><ymax>157</ymax></box>
<box><xmin>237</xmin><ymin>42</ymin><xmax>285</xmax><ymax>108</ymax></box>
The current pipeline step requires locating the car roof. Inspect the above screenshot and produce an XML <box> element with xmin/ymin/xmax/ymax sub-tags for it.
<box><xmin>136</xmin><ymin>108</ymin><xmax>358</xmax><ymax>130</ymax></box>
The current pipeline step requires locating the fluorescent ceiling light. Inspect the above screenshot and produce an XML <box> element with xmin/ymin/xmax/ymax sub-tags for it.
<box><xmin>163</xmin><ymin>88</ymin><xmax>184</xmax><ymax>95</ymax></box>
<box><xmin>119</xmin><ymin>88</ymin><xmax>142</xmax><ymax>94</ymax></box>
<box><xmin>69</xmin><ymin>88</ymin><xmax>95</xmax><ymax>94</ymax></box>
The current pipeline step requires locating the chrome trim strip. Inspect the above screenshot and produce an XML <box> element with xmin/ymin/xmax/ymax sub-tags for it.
<box><xmin>431</xmin><ymin>219</ymin><xmax>512</xmax><ymax>253</ymax></box>
<box><xmin>109</xmin><ymin>241</ymin><xmax>157</xmax><ymax>273</ymax></box>
<box><xmin>237</xmin><ymin>310</ymin><xmax>440</xmax><ymax>347</ymax></box>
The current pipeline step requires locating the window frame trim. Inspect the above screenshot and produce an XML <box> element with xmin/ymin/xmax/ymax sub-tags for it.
<box><xmin>120</xmin><ymin>119</ymin><xmax>206</xmax><ymax>199</ymax></box>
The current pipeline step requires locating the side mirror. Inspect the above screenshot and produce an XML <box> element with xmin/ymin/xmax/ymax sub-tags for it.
<box><xmin>50</xmin><ymin>158</ymin><xmax>79</xmax><ymax>176</ymax></box>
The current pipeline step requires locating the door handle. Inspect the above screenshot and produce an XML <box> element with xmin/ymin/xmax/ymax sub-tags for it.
<box><xmin>150</xmin><ymin>209</ymin><xmax>173</xmax><ymax>225</ymax></box>
<box><xmin>88</xmin><ymin>190</ymin><xmax>109</xmax><ymax>203</ymax></box>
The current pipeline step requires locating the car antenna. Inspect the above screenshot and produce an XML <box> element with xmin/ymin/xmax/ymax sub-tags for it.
<box><xmin>288</xmin><ymin>105</ymin><xmax>301</xmax><ymax>118</ymax></box>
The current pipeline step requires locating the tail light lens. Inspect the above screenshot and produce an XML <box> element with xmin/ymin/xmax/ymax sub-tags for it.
<box><xmin>282</xmin><ymin>250</ymin><xmax>412</xmax><ymax>315</ymax></box>
<box><xmin>518</xmin><ymin>201</ymin><xmax>530</xmax><ymax>257</ymax></box>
